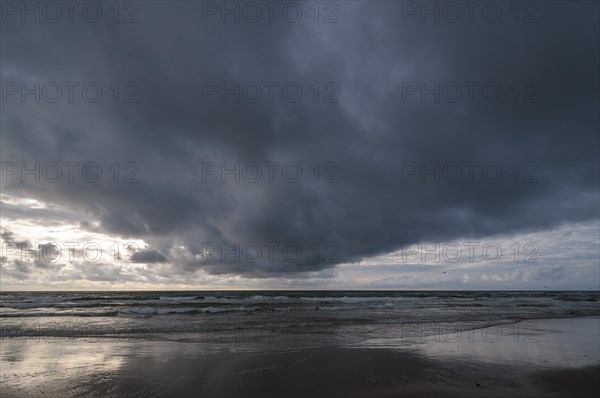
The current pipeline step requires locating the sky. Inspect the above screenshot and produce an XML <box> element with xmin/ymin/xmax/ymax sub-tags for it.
<box><xmin>0</xmin><ymin>1</ymin><xmax>599</xmax><ymax>290</ymax></box>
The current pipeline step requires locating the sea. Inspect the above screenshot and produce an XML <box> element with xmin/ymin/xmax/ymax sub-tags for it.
<box><xmin>1</xmin><ymin>291</ymin><xmax>599</xmax><ymax>352</ymax></box>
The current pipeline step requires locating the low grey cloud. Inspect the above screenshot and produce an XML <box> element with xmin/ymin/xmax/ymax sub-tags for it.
<box><xmin>130</xmin><ymin>249</ymin><xmax>167</xmax><ymax>264</ymax></box>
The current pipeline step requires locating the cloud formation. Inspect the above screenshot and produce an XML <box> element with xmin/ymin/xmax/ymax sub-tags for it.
<box><xmin>1</xmin><ymin>1</ymin><xmax>598</xmax><ymax>284</ymax></box>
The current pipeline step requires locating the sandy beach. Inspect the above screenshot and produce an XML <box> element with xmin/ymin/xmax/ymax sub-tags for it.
<box><xmin>2</xmin><ymin>317</ymin><xmax>598</xmax><ymax>397</ymax></box>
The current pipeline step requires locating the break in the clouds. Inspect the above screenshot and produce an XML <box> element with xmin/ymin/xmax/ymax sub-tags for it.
<box><xmin>0</xmin><ymin>1</ymin><xmax>598</xmax><ymax>289</ymax></box>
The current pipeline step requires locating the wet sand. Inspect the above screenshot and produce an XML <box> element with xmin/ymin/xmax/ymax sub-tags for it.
<box><xmin>1</xmin><ymin>317</ymin><xmax>598</xmax><ymax>397</ymax></box>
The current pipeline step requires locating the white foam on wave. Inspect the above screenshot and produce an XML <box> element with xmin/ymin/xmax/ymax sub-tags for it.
<box><xmin>197</xmin><ymin>295</ymin><xmax>292</xmax><ymax>304</ymax></box>
<box><xmin>300</xmin><ymin>296</ymin><xmax>401</xmax><ymax>304</ymax></box>
<box><xmin>159</xmin><ymin>296</ymin><xmax>197</xmax><ymax>302</ymax></box>
<box><xmin>119</xmin><ymin>306</ymin><xmax>259</xmax><ymax>316</ymax></box>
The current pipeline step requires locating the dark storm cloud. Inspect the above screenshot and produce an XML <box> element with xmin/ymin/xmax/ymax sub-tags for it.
<box><xmin>130</xmin><ymin>249</ymin><xmax>167</xmax><ymax>264</ymax></box>
<box><xmin>1</xmin><ymin>1</ymin><xmax>598</xmax><ymax>277</ymax></box>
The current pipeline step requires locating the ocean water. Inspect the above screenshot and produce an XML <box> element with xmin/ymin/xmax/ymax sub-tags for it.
<box><xmin>1</xmin><ymin>291</ymin><xmax>598</xmax><ymax>352</ymax></box>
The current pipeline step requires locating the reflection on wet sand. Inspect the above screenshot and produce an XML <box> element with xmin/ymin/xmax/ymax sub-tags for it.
<box><xmin>1</xmin><ymin>317</ymin><xmax>599</xmax><ymax>397</ymax></box>
<box><xmin>360</xmin><ymin>317</ymin><xmax>600</xmax><ymax>368</ymax></box>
